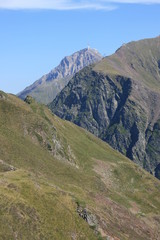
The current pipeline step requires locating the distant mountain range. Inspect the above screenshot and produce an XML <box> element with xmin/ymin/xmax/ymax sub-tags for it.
<box><xmin>18</xmin><ymin>48</ymin><xmax>102</xmax><ymax>104</ymax></box>
<box><xmin>49</xmin><ymin>36</ymin><xmax>160</xmax><ymax>179</ymax></box>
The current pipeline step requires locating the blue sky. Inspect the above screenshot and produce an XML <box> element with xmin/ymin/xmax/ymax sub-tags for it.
<box><xmin>0</xmin><ymin>0</ymin><xmax>160</xmax><ymax>94</ymax></box>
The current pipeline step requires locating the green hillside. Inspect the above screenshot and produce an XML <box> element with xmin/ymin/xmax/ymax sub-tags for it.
<box><xmin>94</xmin><ymin>36</ymin><xmax>160</xmax><ymax>90</ymax></box>
<box><xmin>0</xmin><ymin>91</ymin><xmax>160</xmax><ymax>239</ymax></box>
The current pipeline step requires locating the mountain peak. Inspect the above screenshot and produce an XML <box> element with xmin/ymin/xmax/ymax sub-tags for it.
<box><xmin>56</xmin><ymin>47</ymin><xmax>102</xmax><ymax>78</ymax></box>
<box><xmin>18</xmin><ymin>48</ymin><xmax>102</xmax><ymax>104</ymax></box>
<box><xmin>78</xmin><ymin>47</ymin><xmax>101</xmax><ymax>54</ymax></box>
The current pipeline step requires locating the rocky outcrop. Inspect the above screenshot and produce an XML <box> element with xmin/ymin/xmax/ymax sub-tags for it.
<box><xmin>0</xmin><ymin>159</ymin><xmax>16</xmax><ymax>172</ymax></box>
<box><xmin>18</xmin><ymin>48</ymin><xmax>102</xmax><ymax>104</ymax></box>
<box><xmin>50</xmin><ymin>36</ymin><xmax>160</xmax><ymax>179</ymax></box>
<box><xmin>77</xmin><ymin>205</ymin><xmax>98</xmax><ymax>229</ymax></box>
<box><xmin>0</xmin><ymin>91</ymin><xmax>7</xmax><ymax>100</ymax></box>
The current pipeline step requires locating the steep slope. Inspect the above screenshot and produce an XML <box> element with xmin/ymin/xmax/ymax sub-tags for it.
<box><xmin>50</xmin><ymin>36</ymin><xmax>160</xmax><ymax>179</ymax></box>
<box><xmin>18</xmin><ymin>48</ymin><xmax>102</xmax><ymax>104</ymax></box>
<box><xmin>1</xmin><ymin>90</ymin><xmax>160</xmax><ymax>239</ymax></box>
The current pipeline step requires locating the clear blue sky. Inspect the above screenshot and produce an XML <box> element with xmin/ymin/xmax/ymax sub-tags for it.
<box><xmin>0</xmin><ymin>0</ymin><xmax>160</xmax><ymax>94</ymax></box>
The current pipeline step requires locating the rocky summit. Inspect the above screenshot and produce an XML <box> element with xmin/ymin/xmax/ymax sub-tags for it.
<box><xmin>18</xmin><ymin>48</ymin><xmax>102</xmax><ymax>104</ymax></box>
<box><xmin>49</xmin><ymin>36</ymin><xmax>160</xmax><ymax>179</ymax></box>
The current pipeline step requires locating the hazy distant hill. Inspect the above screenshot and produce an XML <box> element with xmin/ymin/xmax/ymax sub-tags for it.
<box><xmin>18</xmin><ymin>48</ymin><xmax>102</xmax><ymax>104</ymax></box>
<box><xmin>50</xmin><ymin>36</ymin><xmax>160</xmax><ymax>179</ymax></box>
<box><xmin>0</xmin><ymin>90</ymin><xmax>160</xmax><ymax>239</ymax></box>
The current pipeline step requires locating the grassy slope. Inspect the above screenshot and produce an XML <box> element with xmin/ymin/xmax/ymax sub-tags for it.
<box><xmin>19</xmin><ymin>75</ymin><xmax>72</xmax><ymax>105</ymax></box>
<box><xmin>0</xmin><ymin>91</ymin><xmax>160</xmax><ymax>239</ymax></box>
<box><xmin>94</xmin><ymin>36</ymin><xmax>160</xmax><ymax>91</ymax></box>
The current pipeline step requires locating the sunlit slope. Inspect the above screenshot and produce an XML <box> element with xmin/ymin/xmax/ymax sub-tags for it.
<box><xmin>94</xmin><ymin>36</ymin><xmax>160</xmax><ymax>90</ymax></box>
<box><xmin>0</xmin><ymin>91</ymin><xmax>160</xmax><ymax>239</ymax></box>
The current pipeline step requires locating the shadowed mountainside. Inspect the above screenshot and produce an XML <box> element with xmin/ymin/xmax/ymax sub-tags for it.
<box><xmin>49</xmin><ymin>36</ymin><xmax>160</xmax><ymax>179</ymax></box>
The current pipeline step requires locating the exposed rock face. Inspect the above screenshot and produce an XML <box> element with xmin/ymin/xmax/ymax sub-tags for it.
<box><xmin>18</xmin><ymin>48</ymin><xmax>102</xmax><ymax>104</ymax></box>
<box><xmin>0</xmin><ymin>91</ymin><xmax>7</xmax><ymax>100</ymax></box>
<box><xmin>77</xmin><ymin>206</ymin><xmax>98</xmax><ymax>227</ymax></box>
<box><xmin>0</xmin><ymin>159</ymin><xmax>16</xmax><ymax>172</ymax></box>
<box><xmin>50</xmin><ymin>36</ymin><xmax>160</xmax><ymax>179</ymax></box>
